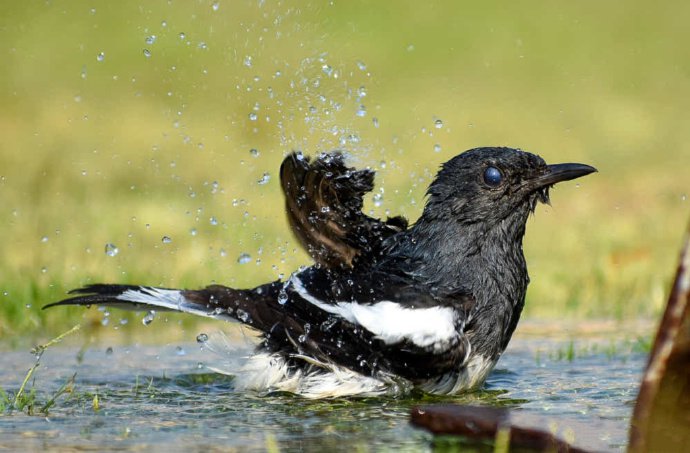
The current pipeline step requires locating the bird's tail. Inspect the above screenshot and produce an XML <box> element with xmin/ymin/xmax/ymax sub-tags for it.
<box><xmin>43</xmin><ymin>282</ymin><xmax>282</xmax><ymax>328</ymax></box>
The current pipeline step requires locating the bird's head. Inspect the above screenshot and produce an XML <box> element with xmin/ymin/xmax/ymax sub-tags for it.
<box><xmin>422</xmin><ymin>147</ymin><xmax>596</xmax><ymax>225</ymax></box>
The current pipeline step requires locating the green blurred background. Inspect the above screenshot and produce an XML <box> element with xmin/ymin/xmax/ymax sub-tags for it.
<box><xmin>1</xmin><ymin>1</ymin><xmax>689</xmax><ymax>342</ymax></box>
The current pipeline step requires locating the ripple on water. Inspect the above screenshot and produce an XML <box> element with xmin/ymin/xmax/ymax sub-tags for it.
<box><xmin>0</xmin><ymin>336</ymin><xmax>645</xmax><ymax>451</ymax></box>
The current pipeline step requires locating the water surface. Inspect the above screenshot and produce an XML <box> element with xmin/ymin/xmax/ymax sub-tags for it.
<box><xmin>0</xmin><ymin>329</ymin><xmax>646</xmax><ymax>451</ymax></box>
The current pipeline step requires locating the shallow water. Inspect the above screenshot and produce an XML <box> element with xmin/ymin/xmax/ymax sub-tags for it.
<box><xmin>0</xmin><ymin>331</ymin><xmax>645</xmax><ymax>452</ymax></box>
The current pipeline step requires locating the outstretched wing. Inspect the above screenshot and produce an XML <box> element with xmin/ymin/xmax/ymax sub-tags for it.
<box><xmin>280</xmin><ymin>152</ymin><xmax>408</xmax><ymax>269</ymax></box>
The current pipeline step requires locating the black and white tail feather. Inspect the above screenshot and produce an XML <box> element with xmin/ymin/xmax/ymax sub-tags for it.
<box><xmin>45</xmin><ymin>148</ymin><xmax>596</xmax><ymax>398</ymax></box>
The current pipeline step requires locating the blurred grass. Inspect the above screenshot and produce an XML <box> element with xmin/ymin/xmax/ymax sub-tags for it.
<box><xmin>1</xmin><ymin>1</ymin><xmax>689</xmax><ymax>342</ymax></box>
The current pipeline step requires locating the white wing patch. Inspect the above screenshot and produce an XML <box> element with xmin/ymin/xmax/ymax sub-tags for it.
<box><xmin>290</xmin><ymin>276</ymin><xmax>458</xmax><ymax>352</ymax></box>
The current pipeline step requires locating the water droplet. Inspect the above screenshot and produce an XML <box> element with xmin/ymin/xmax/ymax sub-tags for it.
<box><xmin>249</xmin><ymin>148</ymin><xmax>260</xmax><ymax>157</ymax></box>
<box><xmin>681</xmin><ymin>194</ymin><xmax>687</xmax><ymax>202</ymax></box>
<box><xmin>236</xmin><ymin>308</ymin><xmax>250</xmax><ymax>323</ymax></box>
<box><xmin>219</xmin><ymin>249</ymin><xmax>227</xmax><ymax>257</ymax></box>
<box><xmin>212</xmin><ymin>2</ymin><xmax>220</xmax><ymax>11</ymax></box>
<box><xmin>96</xmin><ymin>52</ymin><xmax>105</xmax><ymax>62</ymax></box>
<box><xmin>433</xmin><ymin>144</ymin><xmax>442</xmax><ymax>153</ymax></box>
<box><xmin>320</xmin><ymin>206</ymin><xmax>330</xmax><ymax>213</ymax></box>
<box><xmin>190</xmin><ymin>228</ymin><xmax>198</xmax><ymax>236</ymax></box>
<box><xmin>257</xmin><ymin>172</ymin><xmax>270</xmax><ymax>185</ymax></box>
<box><xmin>372</xmin><ymin>117</ymin><xmax>379</xmax><ymax>128</ymax></box>
<box><xmin>356</xmin><ymin>60</ymin><xmax>367</xmax><ymax>71</ymax></box>
<box><xmin>179</xmin><ymin>32</ymin><xmax>186</xmax><ymax>40</ymax></box>
<box><xmin>248</xmin><ymin>112</ymin><xmax>258</xmax><ymax>121</ymax></box>
<box><xmin>106</xmin><ymin>347</ymin><xmax>113</xmax><ymax>355</ymax></box>
<box><xmin>322</xmin><ymin>64</ymin><xmax>333</xmax><ymax>76</ymax></box>
<box><xmin>143</xmin><ymin>49</ymin><xmax>151</xmax><ymax>58</ymax></box>
<box><xmin>321</xmin><ymin>317</ymin><xmax>337</xmax><ymax>332</ymax></box>
<box><xmin>145</xmin><ymin>35</ymin><xmax>157</xmax><ymax>45</ymax></box>
<box><xmin>373</xmin><ymin>193</ymin><xmax>383</xmax><ymax>207</ymax></box>
<box><xmin>209</xmin><ymin>217</ymin><xmax>218</xmax><ymax>226</ymax></box>
<box><xmin>298</xmin><ymin>323</ymin><xmax>312</xmax><ymax>343</ymax></box>
<box><xmin>356</xmin><ymin>105</ymin><xmax>366</xmax><ymax>117</ymax></box>
<box><xmin>105</xmin><ymin>243</ymin><xmax>119</xmax><ymax>257</ymax></box>
<box><xmin>237</xmin><ymin>253</ymin><xmax>252</xmax><ymax>264</ymax></box>
<box><xmin>197</xmin><ymin>333</ymin><xmax>209</xmax><ymax>343</ymax></box>
<box><xmin>175</xmin><ymin>346</ymin><xmax>186</xmax><ymax>356</ymax></box>
<box><xmin>41</xmin><ymin>236</ymin><xmax>49</xmax><ymax>243</ymax></box>
<box><xmin>434</xmin><ymin>118</ymin><xmax>444</xmax><ymax>129</ymax></box>
<box><xmin>142</xmin><ymin>310</ymin><xmax>156</xmax><ymax>325</ymax></box>
<box><xmin>244</xmin><ymin>55</ymin><xmax>252</xmax><ymax>67</ymax></box>
<box><xmin>161</xmin><ymin>236</ymin><xmax>172</xmax><ymax>244</ymax></box>
<box><xmin>277</xmin><ymin>289</ymin><xmax>288</xmax><ymax>305</ymax></box>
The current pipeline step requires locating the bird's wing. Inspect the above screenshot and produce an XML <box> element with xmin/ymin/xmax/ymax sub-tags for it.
<box><xmin>45</xmin><ymin>270</ymin><xmax>473</xmax><ymax>381</ymax></box>
<box><xmin>272</xmin><ymin>268</ymin><xmax>475</xmax><ymax>380</ymax></box>
<box><xmin>279</xmin><ymin>152</ymin><xmax>408</xmax><ymax>269</ymax></box>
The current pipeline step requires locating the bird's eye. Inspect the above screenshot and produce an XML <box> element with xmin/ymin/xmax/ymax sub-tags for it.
<box><xmin>483</xmin><ymin>166</ymin><xmax>503</xmax><ymax>187</ymax></box>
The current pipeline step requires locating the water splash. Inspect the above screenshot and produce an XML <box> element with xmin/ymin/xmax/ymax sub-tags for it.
<box><xmin>236</xmin><ymin>308</ymin><xmax>250</xmax><ymax>323</ymax></box>
<box><xmin>142</xmin><ymin>310</ymin><xmax>156</xmax><ymax>326</ymax></box>
<box><xmin>237</xmin><ymin>253</ymin><xmax>252</xmax><ymax>264</ymax></box>
<box><xmin>257</xmin><ymin>173</ymin><xmax>271</xmax><ymax>185</ymax></box>
<box><xmin>373</xmin><ymin>192</ymin><xmax>383</xmax><ymax>207</ymax></box>
<box><xmin>105</xmin><ymin>243</ymin><xmax>119</xmax><ymax>257</ymax></box>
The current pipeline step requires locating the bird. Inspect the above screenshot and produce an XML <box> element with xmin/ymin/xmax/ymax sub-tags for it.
<box><xmin>44</xmin><ymin>147</ymin><xmax>596</xmax><ymax>398</ymax></box>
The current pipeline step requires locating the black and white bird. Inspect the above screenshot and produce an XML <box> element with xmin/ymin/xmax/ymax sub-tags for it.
<box><xmin>45</xmin><ymin>147</ymin><xmax>596</xmax><ymax>398</ymax></box>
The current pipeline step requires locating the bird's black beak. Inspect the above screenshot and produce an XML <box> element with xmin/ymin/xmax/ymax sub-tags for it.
<box><xmin>524</xmin><ymin>162</ymin><xmax>596</xmax><ymax>206</ymax></box>
<box><xmin>533</xmin><ymin>163</ymin><xmax>597</xmax><ymax>188</ymax></box>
